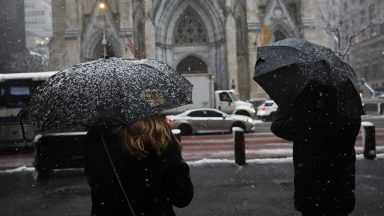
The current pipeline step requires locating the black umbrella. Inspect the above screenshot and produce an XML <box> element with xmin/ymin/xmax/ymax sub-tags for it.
<box><xmin>254</xmin><ymin>38</ymin><xmax>363</xmax><ymax>118</ymax></box>
<box><xmin>19</xmin><ymin>58</ymin><xmax>193</xmax><ymax>131</ymax></box>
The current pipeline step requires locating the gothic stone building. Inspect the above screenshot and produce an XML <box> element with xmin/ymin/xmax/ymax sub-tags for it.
<box><xmin>49</xmin><ymin>0</ymin><xmax>333</xmax><ymax>99</ymax></box>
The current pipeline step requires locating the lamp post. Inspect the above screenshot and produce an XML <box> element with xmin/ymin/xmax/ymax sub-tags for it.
<box><xmin>99</xmin><ymin>2</ymin><xmax>107</xmax><ymax>58</ymax></box>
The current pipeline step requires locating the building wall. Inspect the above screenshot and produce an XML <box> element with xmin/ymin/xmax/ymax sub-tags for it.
<box><xmin>24</xmin><ymin>0</ymin><xmax>53</xmax><ymax>60</ymax></box>
<box><xmin>340</xmin><ymin>0</ymin><xmax>384</xmax><ymax>94</ymax></box>
<box><xmin>48</xmin><ymin>0</ymin><xmax>335</xmax><ymax>99</ymax></box>
<box><xmin>0</xmin><ymin>0</ymin><xmax>27</xmax><ymax>55</ymax></box>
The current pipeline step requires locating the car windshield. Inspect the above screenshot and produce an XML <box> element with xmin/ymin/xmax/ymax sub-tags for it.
<box><xmin>263</xmin><ymin>102</ymin><xmax>275</xmax><ymax>107</ymax></box>
<box><xmin>2</xmin><ymin>1</ymin><xmax>384</xmax><ymax>216</ymax></box>
<box><xmin>228</xmin><ymin>91</ymin><xmax>239</xmax><ymax>102</ymax></box>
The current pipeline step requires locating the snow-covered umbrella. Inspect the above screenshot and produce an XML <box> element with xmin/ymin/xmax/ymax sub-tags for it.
<box><xmin>254</xmin><ymin>38</ymin><xmax>364</xmax><ymax>121</ymax></box>
<box><xmin>19</xmin><ymin>58</ymin><xmax>193</xmax><ymax>131</ymax></box>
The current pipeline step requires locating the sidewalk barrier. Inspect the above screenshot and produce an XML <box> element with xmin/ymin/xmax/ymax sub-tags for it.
<box><xmin>361</xmin><ymin>121</ymin><xmax>376</xmax><ymax>160</ymax></box>
<box><xmin>172</xmin><ymin>129</ymin><xmax>181</xmax><ymax>143</ymax></box>
<box><xmin>233</xmin><ymin>127</ymin><xmax>246</xmax><ymax>165</ymax></box>
<box><xmin>33</xmin><ymin>132</ymin><xmax>87</xmax><ymax>180</ymax></box>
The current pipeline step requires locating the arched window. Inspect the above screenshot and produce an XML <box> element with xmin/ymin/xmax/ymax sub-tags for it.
<box><xmin>174</xmin><ymin>7</ymin><xmax>208</xmax><ymax>45</ymax></box>
<box><xmin>176</xmin><ymin>56</ymin><xmax>208</xmax><ymax>74</ymax></box>
<box><xmin>273</xmin><ymin>30</ymin><xmax>286</xmax><ymax>42</ymax></box>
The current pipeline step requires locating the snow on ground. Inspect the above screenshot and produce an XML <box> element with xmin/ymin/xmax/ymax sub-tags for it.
<box><xmin>0</xmin><ymin>166</ymin><xmax>34</xmax><ymax>174</ymax></box>
<box><xmin>1</xmin><ymin>154</ymin><xmax>383</xmax><ymax>173</ymax></box>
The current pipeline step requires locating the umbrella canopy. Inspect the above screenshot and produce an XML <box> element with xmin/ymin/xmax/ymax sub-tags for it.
<box><xmin>254</xmin><ymin>38</ymin><xmax>363</xmax><ymax>118</ymax></box>
<box><xmin>19</xmin><ymin>58</ymin><xmax>193</xmax><ymax>131</ymax></box>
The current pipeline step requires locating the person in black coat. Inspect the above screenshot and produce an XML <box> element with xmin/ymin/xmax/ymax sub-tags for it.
<box><xmin>271</xmin><ymin>81</ymin><xmax>361</xmax><ymax>216</ymax></box>
<box><xmin>84</xmin><ymin>115</ymin><xmax>194</xmax><ymax>216</ymax></box>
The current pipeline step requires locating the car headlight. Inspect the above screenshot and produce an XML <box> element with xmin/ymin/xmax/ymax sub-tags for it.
<box><xmin>251</xmin><ymin>108</ymin><xmax>256</xmax><ymax>113</ymax></box>
<box><xmin>243</xmin><ymin>118</ymin><xmax>253</xmax><ymax>123</ymax></box>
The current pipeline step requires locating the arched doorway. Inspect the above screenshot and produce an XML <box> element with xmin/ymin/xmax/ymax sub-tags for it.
<box><xmin>176</xmin><ymin>56</ymin><xmax>208</xmax><ymax>74</ymax></box>
<box><xmin>155</xmin><ymin>0</ymin><xmax>228</xmax><ymax>89</ymax></box>
<box><xmin>273</xmin><ymin>30</ymin><xmax>287</xmax><ymax>42</ymax></box>
<box><xmin>93</xmin><ymin>38</ymin><xmax>116</xmax><ymax>59</ymax></box>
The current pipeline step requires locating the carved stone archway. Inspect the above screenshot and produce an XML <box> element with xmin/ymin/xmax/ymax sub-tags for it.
<box><xmin>176</xmin><ymin>55</ymin><xmax>208</xmax><ymax>74</ymax></box>
<box><xmin>155</xmin><ymin>0</ymin><xmax>227</xmax><ymax>89</ymax></box>
<box><xmin>81</xmin><ymin>3</ymin><xmax>122</xmax><ymax>61</ymax></box>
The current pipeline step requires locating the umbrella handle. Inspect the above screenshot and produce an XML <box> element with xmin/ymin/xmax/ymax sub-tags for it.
<box><xmin>101</xmin><ymin>133</ymin><xmax>137</xmax><ymax>216</ymax></box>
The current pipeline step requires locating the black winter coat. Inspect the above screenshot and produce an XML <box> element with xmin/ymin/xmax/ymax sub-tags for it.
<box><xmin>84</xmin><ymin>129</ymin><xmax>194</xmax><ymax>216</ymax></box>
<box><xmin>271</xmin><ymin>83</ymin><xmax>361</xmax><ymax>215</ymax></box>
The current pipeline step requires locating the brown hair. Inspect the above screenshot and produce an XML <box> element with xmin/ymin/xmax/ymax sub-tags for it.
<box><xmin>108</xmin><ymin>115</ymin><xmax>176</xmax><ymax>160</ymax></box>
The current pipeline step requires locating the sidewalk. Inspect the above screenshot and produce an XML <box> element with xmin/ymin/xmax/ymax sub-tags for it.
<box><xmin>175</xmin><ymin>156</ymin><xmax>384</xmax><ymax>216</ymax></box>
<box><xmin>0</xmin><ymin>155</ymin><xmax>383</xmax><ymax>216</ymax></box>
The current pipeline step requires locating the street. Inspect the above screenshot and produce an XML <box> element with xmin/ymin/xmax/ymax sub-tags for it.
<box><xmin>1</xmin><ymin>116</ymin><xmax>384</xmax><ymax>169</ymax></box>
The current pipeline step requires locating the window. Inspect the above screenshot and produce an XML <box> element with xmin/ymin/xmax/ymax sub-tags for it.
<box><xmin>219</xmin><ymin>92</ymin><xmax>232</xmax><ymax>102</ymax></box>
<box><xmin>369</xmin><ymin>4</ymin><xmax>376</xmax><ymax>20</ymax></box>
<box><xmin>188</xmin><ymin>111</ymin><xmax>206</xmax><ymax>117</ymax></box>
<box><xmin>206</xmin><ymin>110</ymin><xmax>224</xmax><ymax>118</ymax></box>
<box><xmin>9</xmin><ymin>86</ymin><xmax>31</xmax><ymax>96</ymax></box>
<box><xmin>381</xmin><ymin>24</ymin><xmax>384</xmax><ymax>34</ymax></box>
<box><xmin>174</xmin><ymin>7</ymin><xmax>208</xmax><ymax>45</ymax></box>
<box><xmin>360</xmin><ymin>15</ymin><xmax>366</xmax><ymax>24</ymax></box>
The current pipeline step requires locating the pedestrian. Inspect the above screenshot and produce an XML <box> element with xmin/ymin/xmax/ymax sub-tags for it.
<box><xmin>271</xmin><ymin>81</ymin><xmax>361</xmax><ymax>216</ymax></box>
<box><xmin>84</xmin><ymin>115</ymin><xmax>194</xmax><ymax>216</ymax></box>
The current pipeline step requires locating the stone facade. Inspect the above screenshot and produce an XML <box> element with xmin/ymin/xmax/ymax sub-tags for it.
<box><xmin>48</xmin><ymin>0</ymin><xmax>333</xmax><ymax>99</ymax></box>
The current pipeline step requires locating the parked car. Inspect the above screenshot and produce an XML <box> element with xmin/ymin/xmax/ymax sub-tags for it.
<box><xmin>165</xmin><ymin>108</ymin><xmax>256</xmax><ymax>135</ymax></box>
<box><xmin>249</xmin><ymin>98</ymin><xmax>267</xmax><ymax>111</ymax></box>
<box><xmin>256</xmin><ymin>100</ymin><xmax>278</xmax><ymax>121</ymax></box>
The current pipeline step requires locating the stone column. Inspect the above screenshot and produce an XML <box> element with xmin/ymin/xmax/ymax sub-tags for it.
<box><xmin>119</xmin><ymin>0</ymin><xmax>134</xmax><ymax>57</ymax></box>
<box><xmin>246</xmin><ymin>0</ymin><xmax>266</xmax><ymax>99</ymax></box>
<box><xmin>225</xmin><ymin>1</ymin><xmax>239</xmax><ymax>92</ymax></box>
<box><xmin>144</xmin><ymin>0</ymin><xmax>156</xmax><ymax>58</ymax></box>
<box><xmin>64</xmin><ymin>0</ymin><xmax>81</xmax><ymax>66</ymax></box>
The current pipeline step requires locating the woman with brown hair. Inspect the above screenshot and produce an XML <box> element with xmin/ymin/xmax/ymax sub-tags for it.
<box><xmin>84</xmin><ymin>115</ymin><xmax>194</xmax><ymax>216</ymax></box>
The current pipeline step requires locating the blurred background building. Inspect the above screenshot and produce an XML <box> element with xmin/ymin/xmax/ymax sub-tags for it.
<box><xmin>4</xmin><ymin>0</ymin><xmax>383</xmax><ymax>99</ymax></box>
<box><xmin>48</xmin><ymin>0</ymin><xmax>337</xmax><ymax>100</ymax></box>
<box><xmin>0</xmin><ymin>0</ymin><xmax>47</xmax><ymax>73</ymax></box>
<box><xmin>24</xmin><ymin>0</ymin><xmax>53</xmax><ymax>64</ymax></box>
<box><xmin>339</xmin><ymin>0</ymin><xmax>384</xmax><ymax>96</ymax></box>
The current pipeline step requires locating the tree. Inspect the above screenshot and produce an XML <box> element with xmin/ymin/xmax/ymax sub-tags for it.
<box><xmin>318</xmin><ymin>0</ymin><xmax>384</xmax><ymax>60</ymax></box>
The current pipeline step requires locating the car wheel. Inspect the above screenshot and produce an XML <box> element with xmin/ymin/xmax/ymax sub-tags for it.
<box><xmin>231</xmin><ymin>122</ymin><xmax>246</xmax><ymax>132</ymax></box>
<box><xmin>178</xmin><ymin>124</ymin><xmax>193</xmax><ymax>136</ymax></box>
<box><xmin>234</xmin><ymin>110</ymin><xmax>250</xmax><ymax>117</ymax></box>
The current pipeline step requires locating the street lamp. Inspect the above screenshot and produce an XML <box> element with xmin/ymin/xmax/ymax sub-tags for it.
<box><xmin>99</xmin><ymin>2</ymin><xmax>107</xmax><ymax>58</ymax></box>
